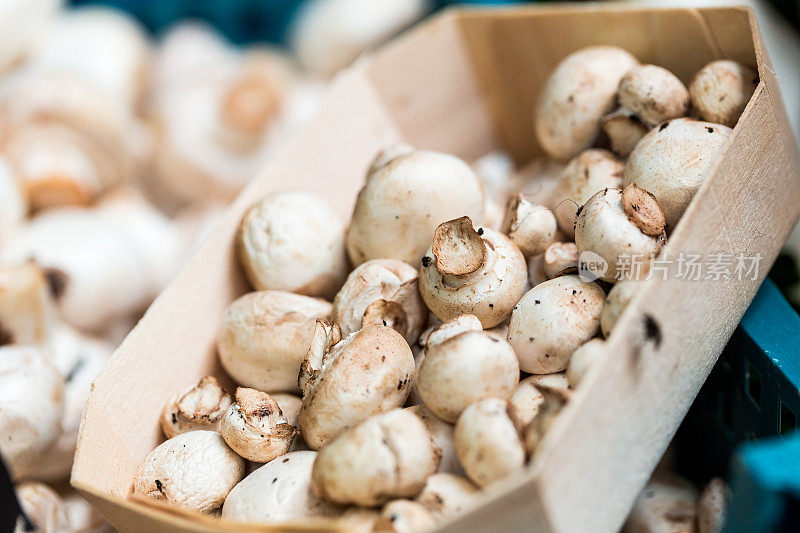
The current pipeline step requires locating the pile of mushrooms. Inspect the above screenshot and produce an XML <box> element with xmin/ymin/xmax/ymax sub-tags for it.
<box><xmin>133</xmin><ymin>45</ymin><xmax>751</xmax><ymax>527</ymax></box>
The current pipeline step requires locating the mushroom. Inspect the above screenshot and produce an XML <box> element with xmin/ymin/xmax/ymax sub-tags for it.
<box><xmin>346</xmin><ymin>150</ymin><xmax>484</xmax><ymax>266</ymax></box>
<box><xmin>508</xmin><ymin>275</ymin><xmax>605</xmax><ymax>374</ymax></box>
<box><xmin>623</xmin><ymin>118</ymin><xmax>732</xmax><ymax>228</ymax></box>
<box><xmin>0</xmin><ymin>346</ymin><xmax>64</xmax><ymax>480</ymax></box>
<box><xmin>574</xmin><ymin>186</ymin><xmax>666</xmax><ymax>282</ymax></box>
<box><xmin>0</xmin><ymin>263</ymin><xmax>55</xmax><ymax>347</ymax></box>
<box><xmin>0</xmin><ymin>155</ymin><xmax>26</xmax><ymax>244</ymax></box>
<box><xmin>601</xmin><ymin>64</ymin><xmax>689</xmax><ymax>156</ymax></box>
<box><xmin>507</xmin><ymin>378</ymin><xmax>545</xmax><ymax>429</ymax></box>
<box><xmin>339</xmin><ymin>508</ymin><xmax>382</xmax><ymax>533</ymax></box>
<box><xmin>417</xmin><ymin>328</ymin><xmax>519</xmax><ymax>423</ymax></box>
<box><xmin>522</xmin><ymin>386</ymin><xmax>572</xmax><ymax>455</ymax></box>
<box><xmin>367</xmin><ymin>142</ymin><xmax>415</xmax><ymax>178</ymax></box>
<box><xmin>601</xmin><ymin>279</ymin><xmax>641</xmax><ymax>337</ymax></box>
<box><xmin>697</xmin><ymin>478</ymin><xmax>728</xmax><ymax>533</ymax></box>
<box><xmin>374</xmin><ymin>499</ymin><xmax>437</xmax><ymax>533</ymax></box>
<box><xmin>419</xmin><ymin>217</ymin><xmax>528</xmax><ymax>328</ymax></box>
<box><xmin>689</xmin><ymin>60</ymin><xmax>758</xmax><ymax>128</ymax></box>
<box><xmin>310</xmin><ymin>409</ymin><xmax>440</xmax><ymax>506</ymax></box>
<box><xmin>237</xmin><ymin>191</ymin><xmax>348</xmax><ymax>298</ymax></box>
<box><xmin>221</xmin><ymin>450</ymin><xmax>342</xmax><ymax>522</ymax></box>
<box><xmin>473</xmin><ymin>151</ymin><xmax>516</xmax><ymax>232</ymax></box>
<box><xmin>551</xmin><ymin>149</ymin><xmax>624</xmax><ymax>238</ymax></box>
<box><xmin>523</xmin><ymin>372</ymin><xmax>570</xmax><ymax>391</ymax></box>
<box><xmin>566</xmin><ymin>338</ymin><xmax>606</xmax><ymax>388</ymax></box>
<box><xmin>221</xmin><ymin>387</ymin><xmax>296</xmax><ymax>463</ymax></box>
<box><xmin>622</xmin><ymin>475</ymin><xmax>698</xmax><ymax>533</ymax></box>
<box><xmin>217</xmin><ymin>290</ymin><xmax>332</xmax><ymax>393</ymax></box>
<box><xmin>133</xmin><ymin>430</ymin><xmax>246</xmax><ymax>514</ymax></box>
<box><xmin>332</xmin><ymin>258</ymin><xmax>427</xmax><ymax>345</ymax></box>
<box><xmin>454</xmin><ymin>398</ymin><xmax>525</xmax><ymax>488</ymax></box>
<box><xmin>60</xmin><ymin>489</ymin><xmax>111</xmax><ymax>533</ymax></box>
<box><xmin>273</xmin><ymin>392</ymin><xmax>307</xmax><ymax>451</ymax></box>
<box><xmin>161</xmin><ymin>376</ymin><xmax>232</xmax><ymax>439</ymax></box>
<box><xmin>419</xmin><ymin>314</ymin><xmax>483</xmax><ymax>353</ymax></box>
<box><xmin>14</xmin><ymin>482</ymin><xmax>69</xmax><ymax>533</ymax></box>
<box><xmin>534</xmin><ymin>46</ymin><xmax>638</xmax><ymax>161</ymax></box>
<box><xmin>406</xmin><ymin>405</ymin><xmax>461</xmax><ymax>475</ymax></box>
<box><xmin>415</xmin><ymin>473</ymin><xmax>480</xmax><ymax>519</ymax></box>
<box><xmin>501</xmin><ymin>193</ymin><xmax>557</xmax><ymax>257</ymax></box>
<box><xmin>289</xmin><ymin>0</ymin><xmax>429</xmax><ymax>77</ymax></box>
<box><xmin>298</xmin><ymin>320</ymin><xmax>415</xmax><ymax>449</ymax></box>
<box><xmin>542</xmin><ymin>241</ymin><xmax>579</xmax><ymax>279</ymax></box>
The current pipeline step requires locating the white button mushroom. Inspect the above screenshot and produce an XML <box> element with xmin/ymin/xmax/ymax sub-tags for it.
<box><xmin>542</xmin><ymin>241</ymin><xmax>579</xmax><ymax>279</ymax></box>
<box><xmin>374</xmin><ymin>499</ymin><xmax>437</xmax><ymax>533</ymax></box>
<box><xmin>599</xmin><ymin>108</ymin><xmax>650</xmax><ymax>158</ymax></box>
<box><xmin>237</xmin><ymin>191</ymin><xmax>347</xmax><ymax>298</ymax></box>
<box><xmin>551</xmin><ymin>149</ymin><xmax>624</xmax><ymax>238</ymax></box>
<box><xmin>222</xmin><ymin>450</ymin><xmax>342</xmax><ymax>523</ymax></box>
<box><xmin>522</xmin><ymin>386</ymin><xmax>571</xmax><ymax>456</ymax></box>
<box><xmin>0</xmin><ymin>346</ymin><xmax>64</xmax><ymax>480</ymax></box>
<box><xmin>574</xmin><ymin>186</ymin><xmax>666</xmax><ymax>282</ymax></box>
<box><xmin>454</xmin><ymin>398</ymin><xmax>525</xmax><ymax>488</ymax></box>
<box><xmin>508</xmin><ymin>275</ymin><xmax>605</xmax><ymax>374</ymax></box>
<box><xmin>298</xmin><ymin>320</ymin><xmax>415</xmax><ymax>449</ymax></box>
<box><xmin>417</xmin><ymin>327</ymin><xmax>519</xmax><ymax>423</ymax></box>
<box><xmin>689</xmin><ymin>60</ymin><xmax>758</xmax><ymax>128</ymax></box>
<box><xmin>406</xmin><ymin>405</ymin><xmax>461</xmax><ymax>475</ymax></box>
<box><xmin>697</xmin><ymin>478</ymin><xmax>728</xmax><ymax>533</ymax></box>
<box><xmin>221</xmin><ymin>387</ymin><xmax>296</xmax><ymax>463</ymax></box>
<box><xmin>273</xmin><ymin>392</ymin><xmax>306</xmax><ymax>451</ymax></box>
<box><xmin>501</xmin><ymin>194</ymin><xmax>557</xmax><ymax>258</ymax></box>
<box><xmin>332</xmin><ymin>258</ymin><xmax>428</xmax><ymax>345</ymax></box>
<box><xmin>310</xmin><ymin>409</ymin><xmax>441</xmax><ymax>506</ymax></box>
<box><xmin>217</xmin><ymin>290</ymin><xmax>332</xmax><ymax>393</ymax></box>
<box><xmin>523</xmin><ymin>372</ymin><xmax>570</xmax><ymax>391</ymax></box>
<box><xmin>507</xmin><ymin>378</ymin><xmax>545</xmax><ymax>429</ymax></box>
<box><xmin>0</xmin><ymin>264</ymin><xmax>55</xmax><ymax>347</ymax></box>
<box><xmin>367</xmin><ymin>142</ymin><xmax>415</xmax><ymax>178</ymax></box>
<box><xmin>160</xmin><ymin>376</ymin><xmax>232</xmax><ymax>439</ymax></box>
<box><xmin>419</xmin><ymin>313</ymin><xmax>483</xmax><ymax>352</ymax></box>
<box><xmin>600</xmin><ymin>279</ymin><xmax>641</xmax><ymax>337</ymax></box>
<box><xmin>534</xmin><ymin>46</ymin><xmax>638</xmax><ymax>161</ymax></box>
<box><xmin>419</xmin><ymin>217</ymin><xmax>528</xmax><ymax>328</ymax></box>
<box><xmin>14</xmin><ymin>482</ymin><xmax>69</xmax><ymax>533</ymax></box>
<box><xmin>415</xmin><ymin>473</ymin><xmax>480</xmax><ymax>519</ymax></box>
<box><xmin>601</xmin><ymin>64</ymin><xmax>689</xmax><ymax>156</ymax></box>
<box><xmin>623</xmin><ymin>118</ymin><xmax>732</xmax><ymax>228</ymax></box>
<box><xmin>133</xmin><ymin>430</ymin><xmax>246</xmax><ymax>514</ymax></box>
<box><xmin>346</xmin><ymin>150</ymin><xmax>484</xmax><ymax>266</ymax></box>
<box><xmin>623</xmin><ymin>475</ymin><xmax>698</xmax><ymax>533</ymax></box>
<box><xmin>566</xmin><ymin>338</ymin><xmax>606</xmax><ymax>388</ymax></box>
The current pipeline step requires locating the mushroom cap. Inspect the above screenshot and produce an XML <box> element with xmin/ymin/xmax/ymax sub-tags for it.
<box><xmin>15</xmin><ymin>482</ymin><xmax>69</xmax><ymax>533</ymax></box>
<box><xmin>0</xmin><ymin>345</ymin><xmax>64</xmax><ymax>480</ymax></box>
<box><xmin>406</xmin><ymin>404</ymin><xmax>461</xmax><ymax>475</ymax></box>
<box><xmin>133</xmin><ymin>430</ymin><xmax>246</xmax><ymax>514</ymax></box>
<box><xmin>566</xmin><ymin>338</ymin><xmax>606</xmax><ymax>388</ymax></box>
<box><xmin>697</xmin><ymin>478</ymin><xmax>728</xmax><ymax>533</ymax></box>
<box><xmin>454</xmin><ymin>398</ymin><xmax>525</xmax><ymax>488</ymax></box>
<box><xmin>600</xmin><ymin>108</ymin><xmax>650</xmax><ymax>158</ymax></box>
<box><xmin>417</xmin><ymin>330</ymin><xmax>519</xmax><ymax>423</ymax></box>
<box><xmin>600</xmin><ymin>279</ymin><xmax>641</xmax><ymax>337</ymax></box>
<box><xmin>374</xmin><ymin>499</ymin><xmax>437</xmax><ymax>532</ymax></box>
<box><xmin>508</xmin><ymin>275</ymin><xmax>605</xmax><ymax>373</ymax></box>
<box><xmin>689</xmin><ymin>60</ymin><xmax>757</xmax><ymax>127</ymax></box>
<box><xmin>542</xmin><ymin>241</ymin><xmax>579</xmax><ymax>279</ymax></box>
<box><xmin>574</xmin><ymin>188</ymin><xmax>665</xmax><ymax>282</ymax></box>
<box><xmin>415</xmin><ymin>473</ymin><xmax>479</xmax><ymax>519</ymax></box>
<box><xmin>523</xmin><ymin>372</ymin><xmax>569</xmax><ymax>391</ymax></box>
<box><xmin>534</xmin><ymin>46</ymin><xmax>638</xmax><ymax>161</ymax></box>
<box><xmin>332</xmin><ymin>258</ymin><xmax>427</xmax><ymax>345</ymax></box>
<box><xmin>222</xmin><ymin>450</ymin><xmax>341</xmax><ymax>522</ymax></box>
<box><xmin>618</xmin><ymin>64</ymin><xmax>689</xmax><ymax>126</ymax></box>
<box><xmin>0</xmin><ymin>263</ymin><xmax>54</xmax><ymax>346</ymax></box>
<box><xmin>221</xmin><ymin>387</ymin><xmax>296</xmax><ymax>463</ymax></box>
<box><xmin>522</xmin><ymin>385</ymin><xmax>571</xmax><ymax>455</ymax></box>
<box><xmin>367</xmin><ymin>143</ymin><xmax>415</xmax><ymax>178</ymax></box>
<box><xmin>501</xmin><ymin>194</ymin><xmax>557</xmax><ymax>257</ymax></box>
<box><xmin>551</xmin><ymin>149</ymin><xmax>624</xmax><ymax>238</ymax></box>
<box><xmin>623</xmin><ymin>475</ymin><xmax>698</xmax><ymax>533</ymax></box>
<box><xmin>508</xmin><ymin>378</ymin><xmax>545</xmax><ymax>429</ymax></box>
<box><xmin>237</xmin><ymin>191</ymin><xmax>347</xmax><ymax>298</ymax></box>
<box><xmin>311</xmin><ymin>409</ymin><xmax>440</xmax><ymax>506</ymax></box>
<box><xmin>419</xmin><ymin>221</ymin><xmax>528</xmax><ymax>328</ymax></box>
<box><xmin>161</xmin><ymin>376</ymin><xmax>232</xmax><ymax>439</ymax></box>
<box><xmin>346</xmin><ymin>150</ymin><xmax>484</xmax><ymax>267</ymax></box>
<box><xmin>298</xmin><ymin>324</ymin><xmax>415</xmax><ymax>449</ymax></box>
<box><xmin>419</xmin><ymin>313</ymin><xmax>483</xmax><ymax>354</ymax></box>
<box><xmin>623</xmin><ymin>118</ymin><xmax>732</xmax><ymax>228</ymax></box>
<box><xmin>217</xmin><ymin>290</ymin><xmax>332</xmax><ymax>393</ymax></box>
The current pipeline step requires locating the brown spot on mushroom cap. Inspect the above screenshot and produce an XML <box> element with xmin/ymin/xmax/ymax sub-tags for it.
<box><xmin>432</xmin><ymin>217</ymin><xmax>486</xmax><ymax>276</ymax></box>
<box><xmin>43</xmin><ymin>267</ymin><xmax>69</xmax><ymax>300</ymax></box>
<box><xmin>622</xmin><ymin>183</ymin><xmax>666</xmax><ymax>236</ymax></box>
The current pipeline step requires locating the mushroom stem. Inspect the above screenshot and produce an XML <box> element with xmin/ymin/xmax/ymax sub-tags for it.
<box><xmin>298</xmin><ymin>319</ymin><xmax>342</xmax><ymax>394</ymax></box>
<box><xmin>362</xmin><ymin>299</ymin><xmax>408</xmax><ymax>337</ymax></box>
<box><xmin>621</xmin><ymin>183</ymin><xmax>666</xmax><ymax>237</ymax></box>
<box><xmin>431</xmin><ymin>216</ymin><xmax>486</xmax><ymax>277</ymax></box>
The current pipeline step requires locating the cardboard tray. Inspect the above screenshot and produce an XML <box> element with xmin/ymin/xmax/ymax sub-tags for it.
<box><xmin>72</xmin><ymin>4</ymin><xmax>800</xmax><ymax>532</ymax></box>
